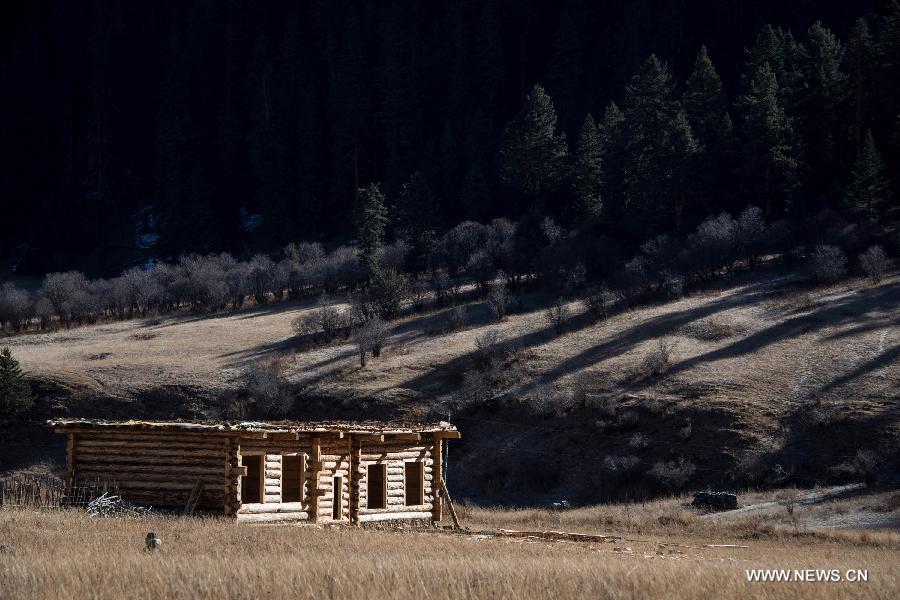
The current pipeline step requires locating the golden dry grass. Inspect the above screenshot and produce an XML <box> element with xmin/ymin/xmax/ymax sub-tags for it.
<box><xmin>1</xmin><ymin>504</ymin><xmax>897</xmax><ymax>600</ymax></box>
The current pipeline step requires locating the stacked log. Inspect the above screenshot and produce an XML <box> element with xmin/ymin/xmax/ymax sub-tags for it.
<box><xmin>54</xmin><ymin>423</ymin><xmax>458</xmax><ymax>525</ymax></box>
<box><xmin>71</xmin><ymin>432</ymin><xmax>227</xmax><ymax>510</ymax></box>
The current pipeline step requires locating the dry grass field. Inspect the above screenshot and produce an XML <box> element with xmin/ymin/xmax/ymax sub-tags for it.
<box><xmin>2</xmin><ymin>489</ymin><xmax>898</xmax><ymax>600</ymax></box>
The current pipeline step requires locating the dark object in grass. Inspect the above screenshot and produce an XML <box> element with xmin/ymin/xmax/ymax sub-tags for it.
<box><xmin>692</xmin><ymin>491</ymin><xmax>738</xmax><ymax>511</ymax></box>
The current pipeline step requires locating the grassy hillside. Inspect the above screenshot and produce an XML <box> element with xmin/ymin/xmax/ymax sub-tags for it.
<box><xmin>2</xmin><ymin>265</ymin><xmax>898</xmax><ymax>503</ymax></box>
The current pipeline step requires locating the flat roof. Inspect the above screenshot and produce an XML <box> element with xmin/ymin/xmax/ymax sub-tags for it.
<box><xmin>49</xmin><ymin>418</ymin><xmax>460</xmax><ymax>437</ymax></box>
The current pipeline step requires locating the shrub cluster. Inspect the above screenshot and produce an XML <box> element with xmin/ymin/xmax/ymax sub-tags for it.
<box><xmin>3</xmin><ymin>204</ymin><xmax>889</xmax><ymax>337</ymax></box>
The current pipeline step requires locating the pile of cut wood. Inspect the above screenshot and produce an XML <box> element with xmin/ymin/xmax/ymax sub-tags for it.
<box><xmin>86</xmin><ymin>492</ymin><xmax>152</xmax><ymax>518</ymax></box>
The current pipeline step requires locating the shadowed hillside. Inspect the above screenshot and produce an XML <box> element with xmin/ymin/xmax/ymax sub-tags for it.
<box><xmin>3</xmin><ymin>264</ymin><xmax>897</xmax><ymax>504</ymax></box>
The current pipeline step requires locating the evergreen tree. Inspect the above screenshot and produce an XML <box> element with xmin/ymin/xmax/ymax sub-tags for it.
<box><xmin>667</xmin><ymin>109</ymin><xmax>699</xmax><ymax>231</ymax></box>
<box><xmin>621</xmin><ymin>55</ymin><xmax>696</xmax><ymax>233</ymax></box>
<box><xmin>736</xmin><ymin>64</ymin><xmax>799</xmax><ymax>218</ymax></box>
<box><xmin>395</xmin><ymin>172</ymin><xmax>439</xmax><ymax>273</ymax></box>
<box><xmin>684</xmin><ymin>46</ymin><xmax>735</xmax><ymax>215</ymax></box>
<box><xmin>845</xmin><ymin>130</ymin><xmax>892</xmax><ymax>221</ymax></box>
<box><xmin>596</xmin><ymin>101</ymin><xmax>625</xmax><ymax>216</ymax></box>
<box><xmin>498</xmin><ymin>85</ymin><xmax>568</xmax><ymax>197</ymax></box>
<box><xmin>744</xmin><ymin>24</ymin><xmax>800</xmax><ymax>94</ymax></box>
<box><xmin>794</xmin><ymin>21</ymin><xmax>848</xmax><ymax>208</ymax></box>
<box><xmin>357</xmin><ymin>183</ymin><xmax>389</xmax><ymax>276</ymax></box>
<box><xmin>683</xmin><ymin>46</ymin><xmax>728</xmax><ymax>147</ymax></box>
<box><xmin>846</xmin><ymin>18</ymin><xmax>876</xmax><ymax>154</ymax></box>
<box><xmin>0</xmin><ymin>347</ymin><xmax>32</xmax><ymax>423</ymax></box>
<box><xmin>598</xmin><ymin>102</ymin><xmax>625</xmax><ymax>150</ymax></box>
<box><xmin>572</xmin><ymin>114</ymin><xmax>603</xmax><ymax>219</ymax></box>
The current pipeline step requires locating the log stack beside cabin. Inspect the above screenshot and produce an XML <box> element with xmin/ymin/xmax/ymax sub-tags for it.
<box><xmin>50</xmin><ymin>419</ymin><xmax>460</xmax><ymax>524</ymax></box>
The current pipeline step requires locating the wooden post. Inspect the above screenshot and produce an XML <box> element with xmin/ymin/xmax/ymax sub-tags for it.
<box><xmin>64</xmin><ymin>433</ymin><xmax>76</xmax><ymax>499</ymax></box>
<box><xmin>349</xmin><ymin>436</ymin><xmax>361</xmax><ymax>525</ymax></box>
<box><xmin>432</xmin><ymin>432</ymin><xmax>442</xmax><ymax>523</ymax></box>
<box><xmin>224</xmin><ymin>437</ymin><xmax>241</xmax><ymax>517</ymax></box>
<box><xmin>308</xmin><ymin>437</ymin><xmax>321</xmax><ymax>522</ymax></box>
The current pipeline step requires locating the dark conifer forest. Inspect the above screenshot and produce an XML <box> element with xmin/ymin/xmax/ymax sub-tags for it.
<box><xmin>1</xmin><ymin>0</ymin><xmax>898</xmax><ymax>279</ymax></box>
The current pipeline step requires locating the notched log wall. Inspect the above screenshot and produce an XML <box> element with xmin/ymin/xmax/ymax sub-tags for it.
<box><xmin>70</xmin><ymin>432</ymin><xmax>227</xmax><ymax>510</ymax></box>
<box><xmin>61</xmin><ymin>426</ymin><xmax>449</xmax><ymax>524</ymax></box>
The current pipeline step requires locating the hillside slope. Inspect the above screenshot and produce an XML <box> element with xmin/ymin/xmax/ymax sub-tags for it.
<box><xmin>4</xmin><ymin>267</ymin><xmax>898</xmax><ymax>503</ymax></box>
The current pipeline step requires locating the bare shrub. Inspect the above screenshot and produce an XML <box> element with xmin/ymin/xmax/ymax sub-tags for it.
<box><xmin>681</xmin><ymin>212</ymin><xmax>739</xmax><ymax>278</ymax></box>
<box><xmin>446</xmin><ymin>305</ymin><xmax>466</xmax><ymax>331</ymax></box>
<box><xmin>431</xmin><ymin>269</ymin><xmax>452</xmax><ymax>305</ymax></box>
<box><xmin>367</xmin><ymin>270</ymin><xmax>409</xmax><ymax>319</ymax></box>
<box><xmin>245</xmin><ymin>356</ymin><xmax>292</xmax><ymax>417</ymax></box>
<box><xmin>475</xmin><ymin>329</ymin><xmax>505</xmax><ymax>367</ymax></box>
<box><xmin>0</xmin><ymin>283</ymin><xmax>32</xmax><ymax>331</ymax></box>
<box><xmin>295</xmin><ymin>297</ymin><xmax>344</xmax><ymax>342</ymax></box>
<box><xmin>615</xmin><ymin>410</ymin><xmax>639</xmax><ymax>429</ymax></box>
<box><xmin>583</xmin><ymin>285</ymin><xmax>613</xmax><ymax>323</ymax></box>
<box><xmin>544</xmin><ymin>298</ymin><xmax>568</xmax><ymax>334</ymax></box>
<box><xmin>811</xmin><ymin>244</ymin><xmax>847</xmax><ymax>284</ymax></box>
<box><xmin>661</xmin><ymin>271</ymin><xmax>684</xmax><ymax>299</ymax></box>
<box><xmin>586</xmin><ymin>395</ymin><xmax>617</xmax><ymax>418</ymax></box>
<box><xmin>858</xmin><ymin>245</ymin><xmax>891</xmax><ymax>284</ymax></box>
<box><xmin>455</xmin><ymin>369</ymin><xmax>492</xmax><ymax>408</ymax></box>
<box><xmin>522</xmin><ymin>383</ymin><xmax>564</xmax><ymax>416</ymax></box>
<box><xmin>378</xmin><ymin>240</ymin><xmax>410</xmax><ymax>272</ymax></box>
<box><xmin>830</xmin><ymin>449</ymin><xmax>882</xmax><ymax>486</ymax></box>
<box><xmin>292</xmin><ymin>313</ymin><xmax>318</xmax><ymax>337</ymax></box>
<box><xmin>569</xmin><ymin>373</ymin><xmax>590</xmax><ymax>407</ymax></box>
<box><xmin>648</xmin><ymin>457</ymin><xmax>696</xmax><ymax>489</ymax></box>
<box><xmin>640</xmin><ymin>339</ymin><xmax>675</xmax><ymax>377</ymax></box>
<box><xmin>737</xmin><ymin>205</ymin><xmax>768</xmax><ymax>269</ymax></box>
<box><xmin>409</xmin><ymin>280</ymin><xmax>430</xmax><ymax>312</ymax></box>
<box><xmin>486</xmin><ymin>279</ymin><xmax>510</xmax><ymax>321</ymax></box>
<box><xmin>353</xmin><ymin>316</ymin><xmax>389</xmax><ymax>366</ymax></box>
<box><xmin>284</xmin><ymin>241</ymin><xmax>325</xmax><ymax>264</ymax></box>
<box><xmin>681</xmin><ymin>316</ymin><xmax>746</xmax><ymax>341</ymax></box>
<box><xmin>629</xmin><ymin>432</ymin><xmax>649</xmax><ymax>450</ymax></box>
<box><xmin>603</xmin><ymin>454</ymin><xmax>641</xmax><ymax>474</ymax></box>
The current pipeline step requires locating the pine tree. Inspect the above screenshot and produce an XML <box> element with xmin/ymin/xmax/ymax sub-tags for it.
<box><xmin>572</xmin><ymin>114</ymin><xmax>603</xmax><ymax>219</ymax></box>
<box><xmin>395</xmin><ymin>172</ymin><xmax>438</xmax><ymax>273</ymax></box>
<box><xmin>794</xmin><ymin>21</ymin><xmax>848</xmax><ymax>207</ymax></box>
<box><xmin>357</xmin><ymin>183</ymin><xmax>389</xmax><ymax>276</ymax></box>
<box><xmin>621</xmin><ymin>55</ymin><xmax>696</xmax><ymax>233</ymax></box>
<box><xmin>667</xmin><ymin>109</ymin><xmax>699</xmax><ymax>231</ymax></box>
<box><xmin>744</xmin><ymin>24</ymin><xmax>800</xmax><ymax>93</ymax></box>
<box><xmin>846</xmin><ymin>131</ymin><xmax>892</xmax><ymax>221</ymax></box>
<box><xmin>598</xmin><ymin>101</ymin><xmax>625</xmax><ymax>150</ymax></box>
<box><xmin>846</xmin><ymin>18</ymin><xmax>875</xmax><ymax>154</ymax></box>
<box><xmin>684</xmin><ymin>46</ymin><xmax>735</xmax><ymax>215</ymax></box>
<box><xmin>498</xmin><ymin>85</ymin><xmax>568</xmax><ymax>197</ymax></box>
<box><xmin>596</xmin><ymin>101</ymin><xmax>625</xmax><ymax>216</ymax></box>
<box><xmin>0</xmin><ymin>347</ymin><xmax>32</xmax><ymax>423</ymax></box>
<box><xmin>736</xmin><ymin>64</ymin><xmax>799</xmax><ymax>218</ymax></box>
<box><xmin>683</xmin><ymin>46</ymin><xmax>728</xmax><ymax>147</ymax></box>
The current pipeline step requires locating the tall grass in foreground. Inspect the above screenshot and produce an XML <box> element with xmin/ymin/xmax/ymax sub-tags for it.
<box><xmin>1</xmin><ymin>508</ymin><xmax>897</xmax><ymax>600</ymax></box>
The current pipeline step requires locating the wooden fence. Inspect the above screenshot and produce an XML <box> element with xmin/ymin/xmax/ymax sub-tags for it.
<box><xmin>0</xmin><ymin>473</ymin><xmax>120</xmax><ymax>509</ymax></box>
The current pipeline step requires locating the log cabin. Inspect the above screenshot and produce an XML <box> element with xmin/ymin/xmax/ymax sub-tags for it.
<box><xmin>49</xmin><ymin>419</ymin><xmax>460</xmax><ymax>524</ymax></box>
